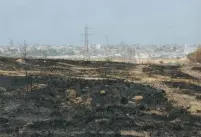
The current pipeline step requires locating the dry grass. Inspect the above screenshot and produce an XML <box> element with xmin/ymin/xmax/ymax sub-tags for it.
<box><xmin>15</xmin><ymin>58</ymin><xmax>26</xmax><ymax>64</ymax></box>
<box><xmin>189</xmin><ymin>101</ymin><xmax>201</xmax><ymax>113</ymax></box>
<box><xmin>135</xmin><ymin>57</ymin><xmax>188</xmax><ymax>64</ymax></box>
<box><xmin>120</xmin><ymin>130</ymin><xmax>145</xmax><ymax>136</ymax></box>
<box><xmin>187</xmin><ymin>46</ymin><xmax>201</xmax><ymax>63</ymax></box>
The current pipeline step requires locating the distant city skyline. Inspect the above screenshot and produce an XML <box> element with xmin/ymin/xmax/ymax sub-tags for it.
<box><xmin>0</xmin><ymin>0</ymin><xmax>200</xmax><ymax>45</ymax></box>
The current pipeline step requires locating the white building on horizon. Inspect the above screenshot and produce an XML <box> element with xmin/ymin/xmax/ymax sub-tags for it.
<box><xmin>95</xmin><ymin>44</ymin><xmax>101</xmax><ymax>49</ymax></box>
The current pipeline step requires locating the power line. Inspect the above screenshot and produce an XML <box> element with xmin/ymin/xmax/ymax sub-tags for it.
<box><xmin>81</xmin><ymin>25</ymin><xmax>91</xmax><ymax>52</ymax></box>
<box><xmin>10</xmin><ymin>40</ymin><xmax>13</xmax><ymax>46</ymax></box>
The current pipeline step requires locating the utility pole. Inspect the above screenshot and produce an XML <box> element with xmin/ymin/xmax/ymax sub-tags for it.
<box><xmin>84</xmin><ymin>25</ymin><xmax>91</xmax><ymax>52</ymax></box>
<box><xmin>22</xmin><ymin>40</ymin><xmax>29</xmax><ymax>93</ymax></box>
<box><xmin>8</xmin><ymin>40</ymin><xmax>14</xmax><ymax>58</ymax></box>
<box><xmin>10</xmin><ymin>40</ymin><xmax>13</xmax><ymax>47</ymax></box>
<box><xmin>105</xmin><ymin>35</ymin><xmax>109</xmax><ymax>58</ymax></box>
<box><xmin>81</xmin><ymin>25</ymin><xmax>92</xmax><ymax>60</ymax></box>
<box><xmin>23</xmin><ymin>40</ymin><xmax>27</xmax><ymax>59</ymax></box>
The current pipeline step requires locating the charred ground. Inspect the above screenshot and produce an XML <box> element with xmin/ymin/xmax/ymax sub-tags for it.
<box><xmin>0</xmin><ymin>57</ymin><xmax>201</xmax><ymax>137</ymax></box>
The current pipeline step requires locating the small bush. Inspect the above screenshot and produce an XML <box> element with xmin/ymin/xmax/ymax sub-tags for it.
<box><xmin>105</xmin><ymin>57</ymin><xmax>112</xmax><ymax>62</ymax></box>
<box><xmin>159</xmin><ymin>60</ymin><xmax>164</xmax><ymax>64</ymax></box>
<box><xmin>187</xmin><ymin>46</ymin><xmax>201</xmax><ymax>63</ymax></box>
<box><xmin>0</xmin><ymin>57</ymin><xmax>10</xmax><ymax>62</ymax></box>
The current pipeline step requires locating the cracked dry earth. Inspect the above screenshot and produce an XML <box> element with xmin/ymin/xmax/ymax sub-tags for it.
<box><xmin>0</xmin><ymin>59</ymin><xmax>201</xmax><ymax>137</ymax></box>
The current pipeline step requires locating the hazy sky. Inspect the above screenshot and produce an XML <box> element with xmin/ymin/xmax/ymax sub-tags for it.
<box><xmin>0</xmin><ymin>0</ymin><xmax>200</xmax><ymax>45</ymax></box>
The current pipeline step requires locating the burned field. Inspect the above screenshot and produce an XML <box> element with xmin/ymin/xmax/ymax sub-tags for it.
<box><xmin>0</xmin><ymin>57</ymin><xmax>201</xmax><ymax>137</ymax></box>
